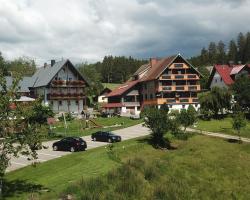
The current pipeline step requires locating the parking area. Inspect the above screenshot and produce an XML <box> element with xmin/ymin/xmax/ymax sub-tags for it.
<box><xmin>7</xmin><ymin>124</ymin><xmax>150</xmax><ymax>172</ymax></box>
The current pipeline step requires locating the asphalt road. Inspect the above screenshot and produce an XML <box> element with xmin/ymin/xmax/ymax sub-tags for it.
<box><xmin>7</xmin><ymin>124</ymin><xmax>150</xmax><ymax>172</ymax></box>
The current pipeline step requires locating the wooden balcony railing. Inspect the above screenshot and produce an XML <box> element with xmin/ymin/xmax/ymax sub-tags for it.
<box><xmin>159</xmin><ymin>85</ymin><xmax>201</xmax><ymax>92</ymax></box>
<box><xmin>47</xmin><ymin>93</ymin><xmax>85</xmax><ymax>100</ymax></box>
<box><xmin>51</xmin><ymin>80</ymin><xmax>85</xmax><ymax>87</ymax></box>
<box><xmin>159</xmin><ymin>74</ymin><xmax>199</xmax><ymax>80</ymax></box>
<box><xmin>143</xmin><ymin>97</ymin><xmax>199</xmax><ymax>105</ymax></box>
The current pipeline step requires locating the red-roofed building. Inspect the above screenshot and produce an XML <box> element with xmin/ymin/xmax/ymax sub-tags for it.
<box><xmin>103</xmin><ymin>54</ymin><xmax>203</xmax><ymax>115</ymax></box>
<box><xmin>208</xmin><ymin>64</ymin><xmax>250</xmax><ymax>89</ymax></box>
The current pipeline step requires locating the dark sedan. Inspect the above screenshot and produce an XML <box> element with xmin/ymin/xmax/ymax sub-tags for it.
<box><xmin>52</xmin><ymin>137</ymin><xmax>87</xmax><ymax>152</ymax></box>
<box><xmin>91</xmin><ymin>131</ymin><xmax>121</xmax><ymax>143</ymax></box>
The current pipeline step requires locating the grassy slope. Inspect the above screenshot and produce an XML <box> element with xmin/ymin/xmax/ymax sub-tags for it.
<box><xmin>6</xmin><ymin>135</ymin><xmax>250</xmax><ymax>199</ymax></box>
<box><xmin>51</xmin><ymin>117</ymin><xmax>142</xmax><ymax>138</ymax></box>
<box><xmin>196</xmin><ymin>117</ymin><xmax>250</xmax><ymax>138</ymax></box>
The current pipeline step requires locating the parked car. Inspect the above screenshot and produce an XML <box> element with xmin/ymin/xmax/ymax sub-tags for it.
<box><xmin>91</xmin><ymin>131</ymin><xmax>121</xmax><ymax>143</ymax></box>
<box><xmin>52</xmin><ymin>137</ymin><xmax>87</xmax><ymax>152</ymax></box>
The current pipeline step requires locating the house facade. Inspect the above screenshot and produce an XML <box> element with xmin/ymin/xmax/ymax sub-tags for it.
<box><xmin>103</xmin><ymin>54</ymin><xmax>202</xmax><ymax>115</ymax></box>
<box><xmin>4</xmin><ymin>59</ymin><xmax>89</xmax><ymax>113</ymax></box>
<box><xmin>29</xmin><ymin>59</ymin><xmax>89</xmax><ymax>113</ymax></box>
<box><xmin>208</xmin><ymin>64</ymin><xmax>250</xmax><ymax>89</ymax></box>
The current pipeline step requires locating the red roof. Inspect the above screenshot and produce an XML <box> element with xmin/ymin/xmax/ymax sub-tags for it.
<box><xmin>213</xmin><ymin>64</ymin><xmax>248</xmax><ymax>85</ymax></box>
<box><xmin>106</xmin><ymin>80</ymin><xmax>139</xmax><ymax>97</ymax></box>
<box><xmin>102</xmin><ymin>103</ymin><xmax>123</xmax><ymax>108</ymax></box>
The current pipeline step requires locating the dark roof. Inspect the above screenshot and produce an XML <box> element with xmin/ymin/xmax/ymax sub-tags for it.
<box><xmin>106</xmin><ymin>80</ymin><xmax>139</xmax><ymax>97</ymax></box>
<box><xmin>31</xmin><ymin>59</ymin><xmax>89</xmax><ymax>87</ymax></box>
<box><xmin>4</xmin><ymin>76</ymin><xmax>33</xmax><ymax>93</ymax></box>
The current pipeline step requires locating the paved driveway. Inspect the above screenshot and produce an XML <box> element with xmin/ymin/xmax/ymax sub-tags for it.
<box><xmin>7</xmin><ymin>124</ymin><xmax>150</xmax><ymax>172</ymax></box>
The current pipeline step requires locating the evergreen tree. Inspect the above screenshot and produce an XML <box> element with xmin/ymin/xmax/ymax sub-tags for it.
<box><xmin>237</xmin><ymin>32</ymin><xmax>246</xmax><ymax>63</ymax></box>
<box><xmin>243</xmin><ymin>32</ymin><xmax>250</xmax><ymax>63</ymax></box>
<box><xmin>208</xmin><ymin>42</ymin><xmax>217</xmax><ymax>64</ymax></box>
<box><xmin>227</xmin><ymin>40</ymin><xmax>238</xmax><ymax>63</ymax></box>
<box><xmin>217</xmin><ymin>41</ymin><xmax>226</xmax><ymax>64</ymax></box>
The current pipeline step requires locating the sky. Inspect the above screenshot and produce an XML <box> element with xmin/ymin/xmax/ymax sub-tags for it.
<box><xmin>0</xmin><ymin>0</ymin><xmax>249</xmax><ymax>65</ymax></box>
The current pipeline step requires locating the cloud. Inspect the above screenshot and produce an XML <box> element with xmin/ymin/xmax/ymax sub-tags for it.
<box><xmin>0</xmin><ymin>0</ymin><xmax>249</xmax><ymax>65</ymax></box>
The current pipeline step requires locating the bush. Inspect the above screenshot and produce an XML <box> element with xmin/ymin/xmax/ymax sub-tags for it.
<box><xmin>58</xmin><ymin>113</ymin><xmax>74</xmax><ymax>122</ymax></box>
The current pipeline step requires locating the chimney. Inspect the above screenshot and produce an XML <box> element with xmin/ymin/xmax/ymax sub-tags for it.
<box><xmin>44</xmin><ymin>63</ymin><xmax>47</xmax><ymax>68</ymax></box>
<box><xmin>150</xmin><ymin>58</ymin><xmax>158</xmax><ymax>67</ymax></box>
<box><xmin>51</xmin><ymin>59</ymin><xmax>56</xmax><ymax>66</ymax></box>
<box><xmin>228</xmin><ymin>61</ymin><xmax>234</xmax><ymax>67</ymax></box>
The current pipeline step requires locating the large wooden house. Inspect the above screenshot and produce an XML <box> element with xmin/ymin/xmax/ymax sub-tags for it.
<box><xmin>103</xmin><ymin>54</ymin><xmax>202</xmax><ymax>115</ymax></box>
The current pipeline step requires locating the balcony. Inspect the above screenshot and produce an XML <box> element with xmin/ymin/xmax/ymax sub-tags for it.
<box><xmin>47</xmin><ymin>93</ymin><xmax>85</xmax><ymax>100</ymax></box>
<box><xmin>51</xmin><ymin>80</ymin><xmax>85</xmax><ymax>87</ymax></box>
<box><xmin>160</xmin><ymin>74</ymin><xmax>199</xmax><ymax>80</ymax></box>
<box><xmin>160</xmin><ymin>85</ymin><xmax>201</xmax><ymax>92</ymax></box>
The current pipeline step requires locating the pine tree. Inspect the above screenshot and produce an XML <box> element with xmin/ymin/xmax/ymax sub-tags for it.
<box><xmin>228</xmin><ymin>40</ymin><xmax>238</xmax><ymax>63</ymax></box>
<box><xmin>237</xmin><ymin>32</ymin><xmax>246</xmax><ymax>63</ymax></box>
<box><xmin>243</xmin><ymin>32</ymin><xmax>250</xmax><ymax>63</ymax></box>
<box><xmin>208</xmin><ymin>42</ymin><xmax>217</xmax><ymax>64</ymax></box>
<box><xmin>217</xmin><ymin>41</ymin><xmax>226</xmax><ymax>64</ymax></box>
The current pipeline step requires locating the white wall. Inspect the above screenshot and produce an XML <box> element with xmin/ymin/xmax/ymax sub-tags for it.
<box><xmin>98</xmin><ymin>95</ymin><xmax>108</xmax><ymax>103</ymax></box>
<box><xmin>210</xmin><ymin>71</ymin><xmax>228</xmax><ymax>88</ymax></box>
<box><xmin>49</xmin><ymin>99</ymin><xmax>84</xmax><ymax>113</ymax></box>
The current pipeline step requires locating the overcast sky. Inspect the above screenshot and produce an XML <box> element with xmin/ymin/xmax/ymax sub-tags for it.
<box><xmin>0</xmin><ymin>0</ymin><xmax>249</xmax><ymax>65</ymax></box>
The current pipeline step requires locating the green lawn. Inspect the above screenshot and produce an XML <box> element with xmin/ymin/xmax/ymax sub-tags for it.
<box><xmin>195</xmin><ymin>117</ymin><xmax>250</xmax><ymax>138</ymax></box>
<box><xmin>49</xmin><ymin>117</ymin><xmax>142</xmax><ymax>138</ymax></box>
<box><xmin>5</xmin><ymin>134</ymin><xmax>250</xmax><ymax>199</ymax></box>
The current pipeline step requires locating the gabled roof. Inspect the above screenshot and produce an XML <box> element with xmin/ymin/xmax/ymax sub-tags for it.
<box><xmin>230</xmin><ymin>65</ymin><xmax>245</xmax><ymax>75</ymax></box>
<box><xmin>140</xmin><ymin>55</ymin><xmax>177</xmax><ymax>82</ymax></box>
<box><xmin>214</xmin><ymin>65</ymin><xmax>234</xmax><ymax>85</ymax></box>
<box><xmin>106</xmin><ymin>80</ymin><xmax>139</xmax><ymax>97</ymax></box>
<box><xmin>4</xmin><ymin>76</ymin><xmax>33</xmax><ymax>93</ymax></box>
<box><xmin>139</xmin><ymin>54</ymin><xmax>202</xmax><ymax>82</ymax></box>
<box><xmin>31</xmin><ymin>59</ymin><xmax>89</xmax><ymax>88</ymax></box>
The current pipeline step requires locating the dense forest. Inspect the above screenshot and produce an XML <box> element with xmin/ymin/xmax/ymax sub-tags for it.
<box><xmin>189</xmin><ymin>32</ymin><xmax>250</xmax><ymax>66</ymax></box>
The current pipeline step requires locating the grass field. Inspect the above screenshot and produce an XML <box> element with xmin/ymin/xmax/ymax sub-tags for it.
<box><xmin>49</xmin><ymin>116</ymin><xmax>142</xmax><ymax>138</ymax></box>
<box><xmin>5</xmin><ymin>134</ymin><xmax>250</xmax><ymax>199</ymax></box>
<box><xmin>195</xmin><ymin>117</ymin><xmax>250</xmax><ymax>138</ymax></box>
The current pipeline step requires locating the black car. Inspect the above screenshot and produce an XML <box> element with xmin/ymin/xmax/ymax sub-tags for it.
<box><xmin>91</xmin><ymin>131</ymin><xmax>121</xmax><ymax>143</ymax></box>
<box><xmin>52</xmin><ymin>137</ymin><xmax>87</xmax><ymax>152</ymax></box>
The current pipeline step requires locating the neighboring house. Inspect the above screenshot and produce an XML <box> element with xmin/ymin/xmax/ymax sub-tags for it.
<box><xmin>5</xmin><ymin>59</ymin><xmax>89</xmax><ymax>113</ymax></box>
<box><xmin>103</xmin><ymin>54</ymin><xmax>202</xmax><ymax>116</ymax></box>
<box><xmin>103</xmin><ymin>80</ymin><xmax>140</xmax><ymax>116</ymax></box>
<box><xmin>95</xmin><ymin>83</ymin><xmax>120</xmax><ymax>103</ymax></box>
<box><xmin>4</xmin><ymin>76</ymin><xmax>35</xmax><ymax>103</ymax></box>
<box><xmin>208</xmin><ymin>64</ymin><xmax>250</xmax><ymax>89</ymax></box>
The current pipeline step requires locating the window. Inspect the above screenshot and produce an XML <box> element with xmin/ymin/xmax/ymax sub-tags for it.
<box><xmin>68</xmin><ymin>77</ymin><xmax>72</xmax><ymax>81</ymax></box>
<box><xmin>50</xmin><ymin>101</ymin><xmax>53</xmax><ymax>105</ymax></box>
<box><xmin>215</xmin><ymin>78</ymin><xmax>217</xmax><ymax>83</ymax></box>
<box><xmin>182</xmin><ymin>105</ymin><xmax>185</xmax><ymax>109</ymax></box>
<box><xmin>59</xmin><ymin>101</ymin><xmax>62</xmax><ymax>106</ymax></box>
<box><xmin>75</xmin><ymin>100</ymin><xmax>79</xmax><ymax>105</ymax></box>
<box><xmin>68</xmin><ymin>100</ymin><xmax>71</xmax><ymax>105</ymax></box>
<box><xmin>174</xmin><ymin>63</ymin><xmax>183</xmax><ymax>68</ymax></box>
<box><xmin>195</xmin><ymin>104</ymin><xmax>198</xmax><ymax>107</ymax></box>
<box><xmin>145</xmin><ymin>94</ymin><xmax>148</xmax><ymax>100</ymax></box>
<box><xmin>63</xmin><ymin>67</ymin><xmax>66</xmax><ymax>72</ymax></box>
<box><xmin>144</xmin><ymin>84</ymin><xmax>147</xmax><ymax>90</ymax></box>
<box><xmin>58</xmin><ymin>77</ymin><xmax>61</xmax><ymax>80</ymax></box>
<box><xmin>169</xmin><ymin>105</ymin><xmax>172</xmax><ymax>108</ymax></box>
<box><xmin>150</xmin><ymin>94</ymin><xmax>153</xmax><ymax>99</ymax></box>
<box><xmin>55</xmin><ymin>77</ymin><xmax>58</xmax><ymax>80</ymax></box>
<box><xmin>220</xmin><ymin>77</ymin><xmax>222</xmax><ymax>81</ymax></box>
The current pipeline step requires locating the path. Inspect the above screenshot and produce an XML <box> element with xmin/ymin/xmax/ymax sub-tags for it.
<box><xmin>186</xmin><ymin>127</ymin><xmax>250</xmax><ymax>143</ymax></box>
